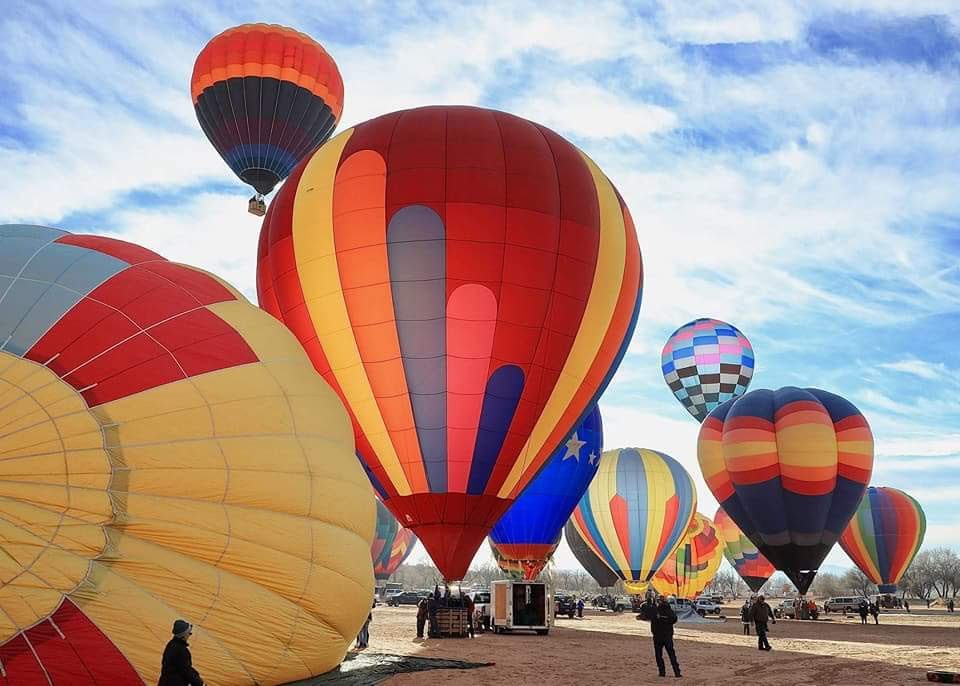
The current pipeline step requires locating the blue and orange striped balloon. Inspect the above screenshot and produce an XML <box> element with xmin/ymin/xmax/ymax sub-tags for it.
<box><xmin>571</xmin><ymin>448</ymin><xmax>697</xmax><ymax>593</ymax></box>
<box><xmin>839</xmin><ymin>486</ymin><xmax>925</xmax><ymax>594</ymax></box>
<box><xmin>697</xmin><ymin>387</ymin><xmax>874</xmax><ymax>594</ymax></box>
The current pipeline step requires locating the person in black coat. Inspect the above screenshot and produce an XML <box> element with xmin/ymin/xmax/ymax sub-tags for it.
<box><xmin>158</xmin><ymin>619</ymin><xmax>203</xmax><ymax>686</ymax></box>
<box><xmin>858</xmin><ymin>599</ymin><xmax>869</xmax><ymax>625</ymax></box>
<box><xmin>640</xmin><ymin>594</ymin><xmax>682</xmax><ymax>678</ymax></box>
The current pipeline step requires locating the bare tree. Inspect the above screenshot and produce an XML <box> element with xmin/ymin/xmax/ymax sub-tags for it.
<box><xmin>809</xmin><ymin>572</ymin><xmax>843</xmax><ymax>599</ymax></box>
<box><xmin>841</xmin><ymin>568</ymin><xmax>876</xmax><ymax>597</ymax></box>
<box><xmin>928</xmin><ymin>548</ymin><xmax>960</xmax><ymax>599</ymax></box>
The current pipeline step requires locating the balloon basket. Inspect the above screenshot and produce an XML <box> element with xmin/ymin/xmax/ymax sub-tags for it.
<box><xmin>433</xmin><ymin>607</ymin><xmax>470</xmax><ymax>638</ymax></box>
<box><xmin>248</xmin><ymin>195</ymin><xmax>266</xmax><ymax>217</ymax></box>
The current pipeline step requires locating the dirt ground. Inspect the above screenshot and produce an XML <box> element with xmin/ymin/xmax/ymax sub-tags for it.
<box><xmin>355</xmin><ymin>604</ymin><xmax>960</xmax><ymax>685</ymax></box>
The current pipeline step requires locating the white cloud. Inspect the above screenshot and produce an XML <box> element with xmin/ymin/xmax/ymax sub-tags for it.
<box><xmin>880</xmin><ymin>358</ymin><xmax>950</xmax><ymax>381</ymax></box>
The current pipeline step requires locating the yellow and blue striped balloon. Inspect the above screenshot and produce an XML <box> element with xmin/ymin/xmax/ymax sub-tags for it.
<box><xmin>571</xmin><ymin>448</ymin><xmax>697</xmax><ymax>591</ymax></box>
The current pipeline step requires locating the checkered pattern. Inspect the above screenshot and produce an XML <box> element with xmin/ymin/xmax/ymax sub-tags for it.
<box><xmin>661</xmin><ymin>318</ymin><xmax>755</xmax><ymax>423</ymax></box>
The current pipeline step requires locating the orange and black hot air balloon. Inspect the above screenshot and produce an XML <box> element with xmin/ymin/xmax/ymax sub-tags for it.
<box><xmin>191</xmin><ymin>24</ymin><xmax>344</xmax><ymax>215</ymax></box>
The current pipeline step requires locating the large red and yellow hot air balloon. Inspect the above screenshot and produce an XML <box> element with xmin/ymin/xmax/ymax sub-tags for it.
<box><xmin>257</xmin><ymin>105</ymin><xmax>643</xmax><ymax>580</ymax></box>
<box><xmin>697</xmin><ymin>387</ymin><xmax>873</xmax><ymax>594</ymax></box>
<box><xmin>714</xmin><ymin>507</ymin><xmax>776</xmax><ymax>592</ymax></box>
<box><xmin>0</xmin><ymin>225</ymin><xmax>374</xmax><ymax>685</ymax></box>
<box><xmin>570</xmin><ymin>448</ymin><xmax>697</xmax><ymax>594</ymax></box>
<box><xmin>191</xmin><ymin>24</ymin><xmax>344</xmax><ymax>213</ymax></box>
<box><xmin>652</xmin><ymin>513</ymin><xmax>724</xmax><ymax>599</ymax></box>
<box><xmin>839</xmin><ymin>486</ymin><xmax>925</xmax><ymax>594</ymax></box>
<box><xmin>372</xmin><ymin>500</ymin><xmax>418</xmax><ymax>581</ymax></box>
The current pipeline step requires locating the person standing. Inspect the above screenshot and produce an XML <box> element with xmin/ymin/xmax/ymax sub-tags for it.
<box><xmin>740</xmin><ymin>600</ymin><xmax>752</xmax><ymax>635</ymax></box>
<box><xmin>869</xmin><ymin>600</ymin><xmax>880</xmax><ymax>625</ymax></box>
<box><xmin>858</xmin><ymin>599</ymin><xmax>869</xmax><ymax>625</ymax></box>
<box><xmin>577</xmin><ymin>597</ymin><xmax>585</xmax><ymax>618</ymax></box>
<box><xmin>465</xmin><ymin>593</ymin><xmax>476</xmax><ymax>638</ymax></box>
<box><xmin>640</xmin><ymin>594</ymin><xmax>682</xmax><ymax>678</ymax></box>
<box><xmin>749</xmin><ymin>594</ymin><xmax>776</xmax><ymax>651</ymax></box>
<box><xmin>904</xmin><ymin>599</ymin><xmax>910</xmax><ymax>613</ymax></box>
<box><xmin>427</xmin><ymin>594</ymin><xmax>438</xmax><ymax>638</ymax></box>
<box><xmin>159</xmin><ymin>619</ymin><xmax>204</xmax><ymax>686</ymax></box>
<box><xmin>355</xmin><ymin>606</ymin><xmax>372</xmax><ymax>650</ymax></box>
<box><xmin>948</xmin><ymin>599</ymin><xmax>955</xmax><ymax>613</ymax></box>
<box><xmin>416</xmin><ymin>596</ymin><xmax>429</xmax><ymax>638</ymax></box>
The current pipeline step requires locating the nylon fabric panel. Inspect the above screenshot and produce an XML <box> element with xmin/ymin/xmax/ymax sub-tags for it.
<box><xmin>564</xmin><ymin>520</ymin><xmax>619</xmax><ymax>587</ymax></box>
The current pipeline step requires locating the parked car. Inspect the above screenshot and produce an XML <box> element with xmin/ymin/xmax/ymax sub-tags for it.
<box><xmin>667</xmin><ymin>598</ymin><xmax>696</xmax><ymax>613</ymax></box>
<box><xmin>470</xmin><ymin>589</ymin><xmax>492</xmax><ymax>630</ymax></box>
<box><xmin>708</xmin><ymin>594</ymin><xmax>724</xmax><ymax>605</ymax></box>
<box><xmin>823</xmin><ymin>596</ymin><xmax>869</xmax><ymax>614</ymax></box>
<box><xmin>773</xmin><ymin>599</ymin><xmax>796</xmax><ymax>619</ymax></box>
<box><xmin>554</xmin><ymin>593</ymin><xmax>577</xmax><ymax>618</ymax></box>
<box><xmin>387</xmin><ymin>591</ymin><xmax>426</xmax><ymax>606</ymax></box>
<box><xmin>695</xmin><ymin>597</ymin><xmax>722</xmax><ymax>616</ymax></box>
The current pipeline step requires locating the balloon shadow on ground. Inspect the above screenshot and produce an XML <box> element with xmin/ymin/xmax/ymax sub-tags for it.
<box><xmin>283</xmin><ymin>653</ymin><xmax>495</xmax><ymax>685</ymax></box>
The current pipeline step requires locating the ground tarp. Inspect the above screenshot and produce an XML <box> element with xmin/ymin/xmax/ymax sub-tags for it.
<box><xmin>284</xmin><ymin>653</ymin><xmax>495</xmax><ymax>685</ymax></box>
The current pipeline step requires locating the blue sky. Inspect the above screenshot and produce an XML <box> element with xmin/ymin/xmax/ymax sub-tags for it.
<box><xmin>2</xmin><ymin>1</ymin><xmax>958</xmax><ymax>575</ymax></box>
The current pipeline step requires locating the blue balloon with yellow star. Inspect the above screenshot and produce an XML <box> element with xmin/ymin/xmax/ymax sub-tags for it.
<box><xmin>488</xmin><ymin>406</ymin><xmax>603</xmax><ymax>579</ymax></box>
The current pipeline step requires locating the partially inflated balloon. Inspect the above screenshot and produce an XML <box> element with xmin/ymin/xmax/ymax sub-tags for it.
<box><xmin>564</xmin><ymin>520</ymin><xmax>619</xmax><ymax>588</ymax></box>
<box><xmin>372</xmin><ymin>500</ymin><xmax>418</xmax><ymax>581</ymax></box>
<box><xmin>571</xmin><ymin>448</ymin><xmax>696</xmax><ymax>590</ymax></box>
<box><xmin>257</xmin><ymin>105</ymin><xmax>643</xmax><ymax>580</ymax></box>
<box><xmin>652</xmin><ymin>514</ymin><xmax>724</xmax><ymax>599</ymax></box>
<box><xmin>489</xmin><ymin>406</ymin><xmax>603</xmax><ymax>580</ymax></box>
<box><xmin>191</xmin><ymin>24</ymin><xmax>343</xmax><ymax>197</ymax></box>
<box><xmin>698</xmin><ymin>387</ymin><xmax>873</xmax><ymax>594</ymax></box>
<box><xmin>839</xmin><ymin>487</ymin><xmax>925</xmax><ymax>594</ymax></box>
<box><xmin>661</xmin><ymin>318</ymin><xmax>754</xmax><ymax>423</ymax></box>
<box><xmin>0</xmin><ymin>225</ymin><xmax>374</xmax><ymax>684</ymax></box>
<box><xmin>714</xmin><ymin>507</ymin><xmax>776</xmax><ymax>592</ymax></box>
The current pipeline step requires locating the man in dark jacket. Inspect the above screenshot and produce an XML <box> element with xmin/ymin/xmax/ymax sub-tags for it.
<box><xmin>858</xmin><ymin>599</ymin><xmax>869</xmax><ymax>625</ymax></box>
<box><xmin>159</xmin><ymin>619</ymin><xmax>203</xmax><ymax>686</ymax></box>
<box><xmin>416</xmin><ymin>596</ymin><xmax>429</xmax><ymax>638</ymax></box>
<box><xmin>640</xmin><ymin>594</ymin><xmax>681</xmax><ymax>678</ymax></box>
<box><xmin>749</xmin><ymin>595</ymin><xmax>776</xmax><ymax>651</ymax></box>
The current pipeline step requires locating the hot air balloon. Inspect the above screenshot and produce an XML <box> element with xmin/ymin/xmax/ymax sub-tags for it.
<box><xmin>0</xmin><ymin>224</ymin><xmax>374</xmax><ymax>684</ymax></box>
<box><xmin>661</xmin><ymin>318</ymin><xmax>754</xmax><ymax>423</ymax></box>
<box><xmin>839</xmin><ymin>486</ymin><xmax>925</xmax><ymax>594</ymax></box>
<box><xmin>564</xmin><ymin>520</ymin><xmax>620</xmax><ymax>588</ymax></box>
<box><xmin>257</xmin><ymin>105</ymin><xmax>643</xmax><ymax>581</ymax></box>
<box><xmin>373</xmin><ymin>499</ymin><xmax>418</xmax><ymax>581</ymax></box>
<box><xmin>570</xmin><ymin>448</ymin><xmax>697</xmax><ymax>594</ymax></box>
<box><xmin>698</xmin><ymin>387</ymin><xmax>874</xmax><ymax>594</ymax></box>
<box><xmin>488</xmin><ymin>406</ymin><xmax>603</xmax><ymax>580</ymax></box>
<box><xmin>191</xmin><ymin>24</ymin><xmax>344</xmax><ymax>215</ymax></box>
<box><xmin>714</xmin><ymin>507</ymin><xmax>776</xmax><ymax>593</ymax></box>
<box><xmin>652</xmin><ymin>513</ymin><xmax>724</xmax><ymax>599</ymax></box>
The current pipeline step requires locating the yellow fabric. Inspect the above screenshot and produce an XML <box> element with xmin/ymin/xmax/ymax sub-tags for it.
<box><xmin>290</xmin><ymin>129</ymin><xmax>412</xmax><ymax>496</ymax></box>
<box><xmin>499</xmin><ymin>154</ymin><xmax>627</xmax><ymax>497</ymax></box>
<box><xmin>0</xmin><ymin>277</ymin><xmax>376</xmax><ymax>684</ymax></box>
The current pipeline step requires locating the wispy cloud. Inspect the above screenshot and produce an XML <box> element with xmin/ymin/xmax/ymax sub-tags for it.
<box><xmin>880</xmin><ymin>358</ymin><xmax>950</xmax><ymax>380</ymax></box>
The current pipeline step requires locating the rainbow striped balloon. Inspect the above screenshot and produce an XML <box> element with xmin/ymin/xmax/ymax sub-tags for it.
<box><xmin>697</xmin><ymin>387</ymin><xmax>873</xmax><ymax>594</ymax></box>
<box><xmin>839</xmin><ymin>487</ymin><xmax>925</xmax><ymax>594</ymax></box>
<box><xmin>372</xmin><ymin>500</ymin><xmax>418</xmax><ymax>581</ymax></box>
<box><xmin>652</xmin><ymin>513</ymin><xmax>725</xmax><ymax>599</ymax></box>
<box><xmin>714</xmin><ymin>507</ymin><xmax>776</xmax><ymax>592</ymax></box>
<box><xmin>571</xmin><ymin>448</ymin><xmax>697</xmax><ymax>591</ymax></box>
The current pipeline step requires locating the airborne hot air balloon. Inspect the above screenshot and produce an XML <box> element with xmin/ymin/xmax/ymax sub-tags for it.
<box><xmin>714</xmin><ymin>507</ymin><xmax>776</xmax><ymax>592</ymax></box>
<box><xmin>652</xmin><ymin>513</ymin><xmax>725</xmax><ymax>599</ymax></box>
<box><xmin>839</xmin><ymin>486</ymin><xmax>926</xmax><ymax>594</ymax></box>
<box><xmin>488</xmin><ymin>406</ymin><xmax>603</xmax><ymax>580</ymax></box>
<box><xmin>373</xmin><ymin>500</ymin><xmax>418</xmax><ymax>581</ymax></box>
<box><xmin>564</xmin><ymin>520</ymin><xmax>620</xmax><ymax>588</ymax></box>
<box><xmin>191</xmin><ymin>24</ymin><xmax>344</xmax><ymax>215</ymax></box>
<box><xmin>661</xmin><ymin>318</ymin><xmax>754</xmax><ymax>423</ymax></box>
<box><xmin>698</xmin><ymin>387</ymin><xmax>874</xmax><ymax>594</ymax></box>
<box><xmin>0</xmin><ymin>225</ymin><xmax>374</xmax><ymax>684</ymax></box>
<box><xmin>257</xmin><ymin>105</ymin><xmax>643</xmax><ymax>581</ymax></box>
<box><xmin>570</xmin><ymin>448</ymin><xmax>697</xmax><ymax>594</ymax></box>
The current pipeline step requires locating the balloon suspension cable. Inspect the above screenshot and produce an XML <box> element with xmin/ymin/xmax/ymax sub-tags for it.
<box><xmin>248</xmin><ymin>194</ymin><xmax>266</xmax><ymax>217</ymax></box>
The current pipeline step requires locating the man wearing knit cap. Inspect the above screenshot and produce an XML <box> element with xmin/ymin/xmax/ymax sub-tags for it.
<box><xmin>158</xmin><ymin>619</ymin><xmax>204</xmax><ymax>686</ymax></box>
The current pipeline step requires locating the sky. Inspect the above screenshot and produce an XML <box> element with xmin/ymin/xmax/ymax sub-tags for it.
<box><xmin>2</xmin><ymin>0</ymin><xmax>958</xmax><ymax>578</ymax></box>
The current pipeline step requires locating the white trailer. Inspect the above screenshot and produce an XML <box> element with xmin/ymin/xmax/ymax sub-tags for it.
<box><xmin>490</xmin><ymin>580</ymin><xmax>552</xmax><ymax>635</ymax></box>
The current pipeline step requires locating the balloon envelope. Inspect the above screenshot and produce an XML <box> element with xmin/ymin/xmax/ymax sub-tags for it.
<box><xmin>571</xmin><ymin>448</ymin><xmax>697</xmax><ymax>589</ymax></box>
<box><xmin>257</xmin><ymin>105</ymin><xmax>643</xmax><ymax>580</ymax></box>
<box><xmin>0</xmin><ymin>225</ymin><xmax>374</xmax><ymax>684</ymax></box>
<box><xmin>564</xmin><ymin>520</ymin><xmax>619</xmax><ymax>588</ymax></box>
<box><xmin>661</xmin><ymin>318</ymin><xmax>754</xmax><ymax>423</ymax></box>
<box><xmin>652</xmin><ymin>513</ymin><xmax>725</xmax><ymax>599</ymax></box>
<box><xmin>489</xmin><ymin>406</ymin><xmax>603</xmax><ymax>580</ymax></box>
<box><xmin>839</xmin><ymin>486</ymin><xmax>926</xmax><ymax>594</ymax></box>
<box><xmin>714</xmin><ymin>506</ymin><xmax>776</xmax><ymax>592</ymax></box>
<box><xmin>191</xmin><ymin>24</ymin><xmax>344</xmax><ymax>195</ymax></box>
<box><xmin>698</xmin><ymin>387</ymin><xmax>874</xmax><ymax>594</ymax></box>
<box><xmin>372</xmin><ymin>500</ymin><xmax>418</xmax><ymax>581</ymax></box>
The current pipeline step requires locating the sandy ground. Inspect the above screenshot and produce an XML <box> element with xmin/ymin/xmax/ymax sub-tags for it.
<box><xmin>355</xmin><ymin>604</ymin><xmax>960</xmax><ymax>685</ymax></box>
